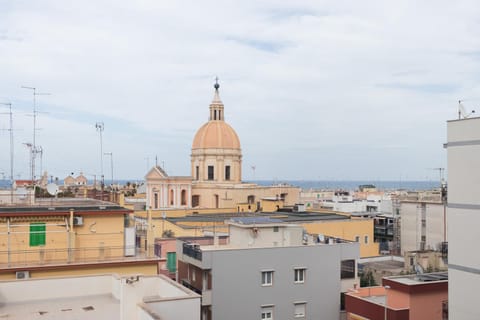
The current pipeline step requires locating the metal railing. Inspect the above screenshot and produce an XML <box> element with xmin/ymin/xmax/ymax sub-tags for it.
<box><xmin>182</xmin><ymin>243</ymin><xmax>202</xmax><ymax>261</ymax></box>
<box><xmin>0</xmin><ymin>245</ymin><xmax>159</xmax><ymax>268</ymax></box>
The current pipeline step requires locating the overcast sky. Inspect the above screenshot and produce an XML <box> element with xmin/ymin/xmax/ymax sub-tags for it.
<box><xmin>0</xmin><ymin>1</ymin><xmax>479</xmax><ymax>182</ymax></box>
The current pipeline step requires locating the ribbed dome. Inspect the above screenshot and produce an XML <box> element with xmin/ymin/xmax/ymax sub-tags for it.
<box><xmin>192</xmin><ymin>121</ymin><xmax>241</xmax><ymax>150</ymax></box>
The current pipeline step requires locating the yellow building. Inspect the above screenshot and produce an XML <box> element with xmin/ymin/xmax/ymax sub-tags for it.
<box><xmin>142</xmin><ymin>209</ymin><xmax>378</xmax><ymax>258</ymax></box>
<box><xmin>145</xmin><ymin>81</ymin><xmax>300</xmax><ymax>214</ymax></box>
<box><xmin>0</xmin><ymin>198</ymin><xmax>159</xmax><ymax>280</ymax></box>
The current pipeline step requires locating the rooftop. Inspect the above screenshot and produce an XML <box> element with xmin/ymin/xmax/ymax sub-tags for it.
<box><xmin>0</xmin><ymin>198</ymin><xmax>130</xmax><ymax>214</ymax></box>
<box><xmin>0</xmin><ymin>274</ymin><xmax>200</xmax><ymax>320</ymax></box>
<box><xmin>387</xmin><ymin>272</ymin><xmax>448</xmax><ymax>286</ymax></box>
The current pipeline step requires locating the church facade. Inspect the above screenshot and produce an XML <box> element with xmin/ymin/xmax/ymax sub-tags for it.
<box><xmin>145</xmin><ymin>82</ymin><xmax>300</xmax><ymax>211</ymax></box>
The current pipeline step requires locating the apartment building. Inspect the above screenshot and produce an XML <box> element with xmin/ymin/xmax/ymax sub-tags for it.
<box><xmin>177</xmin><ymin>217</ymin><xmax>360</xmax><ymax>320</ymax></box>
<box><xmin>0</xmin><ymin>198</ymin><xmax>159</xmax><ymax>279</ymax></box>
<box><xmin>446</xmin><ymin>116</ymin><xmax>480</xmax><ymax>319</ymax></box>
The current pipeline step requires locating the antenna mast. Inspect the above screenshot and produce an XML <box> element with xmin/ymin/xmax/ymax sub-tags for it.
<box><xmin>0</xmin><ymin>102</ymin><xmax>13</xmax><ymax>203</ymax></box>
<box><xmin>95</xmin><ymin>122</ymin><xmax>105</xmax><ymax>191</ymax></box>
<box><xmin>21</xmin><ymin>86</ymin><xmax>50</xmax><ymax>186</ymax></box>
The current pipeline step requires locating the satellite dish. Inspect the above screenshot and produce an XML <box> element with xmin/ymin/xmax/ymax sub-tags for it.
<box><xmin>46</xmin><ymin>183</ymin><xmax>59</xmax><ymax>196</ymax></box>
<box><xmin>458</xmin><ymin>100</ymin><xmax>476</xmax><ymax>119</ymax></box>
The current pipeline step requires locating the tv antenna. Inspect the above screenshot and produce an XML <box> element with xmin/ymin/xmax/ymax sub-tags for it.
<box><xmin>0</xmin><ymin>102</ymin><xmax>14</xmax><ymax>202</ymax></box>
<box><xmin>458</xmin><ymin>100</ymin><xmax>475</xmax><ymax>119</ymax></box>
<box><xmin>21</xmin><ymin>86</ymin><xmax>50</xmax><ymax>186</ymax></box>
<box><xmin>95</xmin><ymin>122</ymin><xmax>105</xmax><ymax>189</ymax></box>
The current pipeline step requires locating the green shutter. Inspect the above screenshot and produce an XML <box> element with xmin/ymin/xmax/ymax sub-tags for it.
<box><xmin>166</xmin><ymin>252</ymin><xmax>176</xmax><ymax>272</ymax></box>
<box><xmin>30</xmin><ymin>223</ymin><xmax>46</xmax><ymax>246</ymax></box>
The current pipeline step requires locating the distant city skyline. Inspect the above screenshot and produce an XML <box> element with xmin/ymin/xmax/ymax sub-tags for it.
<box><xmin>1</xmin><ymin>1</ymin><xmax>479</xmax><ymax>181</ymax></box>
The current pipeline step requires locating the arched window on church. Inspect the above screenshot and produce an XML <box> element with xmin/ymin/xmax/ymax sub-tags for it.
<box><xmin>169</xmin><ymin>189</ymin><xmax>174</xmax><ymax>206</ymax></box>
<box><xmin>181</xmin><ymin>190</ymin><xmax>187</xmax><ymax>206</ymax></box>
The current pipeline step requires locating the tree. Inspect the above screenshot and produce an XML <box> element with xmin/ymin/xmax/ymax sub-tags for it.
<box><xmin>162</xmin><ymin>229</ymin><xmax>175</xmax><ymax>238</ymax></box>
<box><xmin>360</xmin><ymin>270</ymin><xmax>377</xmax><ymax>287</ymax></box>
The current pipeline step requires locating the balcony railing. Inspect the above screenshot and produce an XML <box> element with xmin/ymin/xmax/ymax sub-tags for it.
<box><xmin>0</xmin><ymin>245</ymin><xmax>159</xmax><ymax>268</ymax></box>
<box><xmin>182</xmin><ymin>243</ymin><xmax>202</xmax><ymax>261</ymax></box>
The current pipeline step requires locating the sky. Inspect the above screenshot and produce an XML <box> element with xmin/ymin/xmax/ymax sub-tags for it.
<box><xmin>0</xmin><ymin>1</ymin><xmax>479</xmax><ymax>182</ymax></box>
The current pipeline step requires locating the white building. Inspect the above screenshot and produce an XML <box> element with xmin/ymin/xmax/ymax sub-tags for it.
<box><xmin>446</xmin><ymin>116</ymin><xmax>480</xmax><ymax>319</ymax></box>
<box><xmin>0</xmin><ymin>274</ymin><xmax>200</xmax><ymax>320</ymax></box>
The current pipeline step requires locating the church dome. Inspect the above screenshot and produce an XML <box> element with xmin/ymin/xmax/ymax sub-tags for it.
<box><xmin>192</xmin><ymin>121</ymin><xmax>241</xmax><ymax>150</ymax></box>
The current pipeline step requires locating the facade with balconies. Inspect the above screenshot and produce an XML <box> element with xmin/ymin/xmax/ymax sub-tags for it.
<box><xmin>176</xmin><ymin>217</ymin><xmax>360</xmax><ymax>320</ymax></box>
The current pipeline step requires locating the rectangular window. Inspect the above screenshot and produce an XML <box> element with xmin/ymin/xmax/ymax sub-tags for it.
<box><xmin>355</xmin><ymin>236</ymin><xmax>360</xmax><ymax>242</ymax></box>
<box><xmin>341</xmin><ymin>260</ymin><xmax>355</xmax><ymax>279</ymax></box>
<box><xmin>294</xmin><ymin>268</ymin><xmax>306</xmax><ymax>283</ymax></box>
<box><xmin>30</xmin><ymin>222</ymin><xmax>46</xmax><ymax>246</ymax></box>
<box><xmin>294</xmin><ymin>303</ymin><xmax>306</xmax><ymax>318</ymax></box>
<box><xmin>273</xmin><ymin>226</ymin><xmax>279</xmax><ymax>232</ymax></box>
<box><xmin>225</xmin><ymin>165</ymin><xmax>231</xmax><ymax>180</ymax></box>
<box><xmin>195</xmin><ymin>166</ymin><xmax>199</xmax><ymax>180</ymax></box>
<box><xmin>261</xmin><ymin>271</ymin><xmax>273</xmax><ymax>286</ymax></box>
<box><xmin>192</xmin><ymin>195</ymin><xmax>200</xmax><ymax>207</ymax></box>
<box><xmin>154</xmin><ymin>193</ymin><xmax>158</xmax><ymax>209</ymax></box>
<box><xmin>364</xmin><ymin>235</ymin><xmax>369</xmax><ymax>244</ymax></box>
<box><xmin>208</xmin><ymin>166</ymin><xmax>214</xmax><ymax>180</ymax></box>
<box><xmin>261</xmin><ymin>306</ymin><xmax>273</xmax><ymax>320</ymax></box>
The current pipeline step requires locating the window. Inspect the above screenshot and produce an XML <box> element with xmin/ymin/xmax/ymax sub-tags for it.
<box><xmin>195</xmin><ymin>166</ymin><xmax>199</xmax><ymax>180</ymax></box>
<box><xmin>169</xmin><ymin>189</ymin><xmax>174</xmax><ymax>206</ymax></box>
<box><xmin>192</xmin><ymin>195</ymin><xmax>200</xmax><ymax>207</ymax></box>
<box><xmin>273</xmin><ymin>226</ymin><xmax>279</xmax><ymax>232</ymax></box>
<box><xmin>341</xmin><ymin>260</ymin><xmax>355</xmax><ymax>279</ymax></box>
<box><xmin>30</xmin><ymin>222</ymin><xmax>46</xmax><ymax>246</ymax></box>
<box><xmin>261</xmin><ymin>306</ymin><xmax>273</xmax><ymax>319</ymax></box>
<box><xmin>294</xmin><ymin>303</ymin><xmax>306</xmax><ymax>318</ymax></box>
<box><xmin>261</xmin><ymin>271</ymin><xmax>273</xmax><ymax>286</ymax></box>
<box><xmin>166</xmin><ymin>252</ymin><xmax>176</xmax><ymax>273</ymax></box>
<box><xmin>364</xmin><ymin>235</ymin><xmax>369</xmax><ymax>244</ymax></box>
<box><xmin>225</xmin><ymin>165</ymin><xmax>231</xmax><ymax>180</ymax></box>
<box><xmin>154</xmin><ymin>193</ymin><xmax>158</xmax><ymax>209</ymax></box>
<box><xmin>355</xmin><ymin>236</ymin><xmax>360</xmax><ymax>242</ymax></box>
<box><xmin>294</xmin><ymin>268</ymin><xmax>306</xmax><ymax>283</ymax></box>
<box><xmin>208</xmin><ymin>166</ymin><xmax>214</xmax><ymax>180</ymax></box>
<box><xmin>181</xmin><ymin>189</ymin><xmax>187</xmax><ymax>205</ymax></box>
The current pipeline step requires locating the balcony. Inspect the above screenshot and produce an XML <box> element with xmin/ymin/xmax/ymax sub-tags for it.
<box><xmin>0</xmin><ymin>245</ymin><xmax>159</xmax><ymax>269</ymax></box>
<box><xmin>183</xmin><ymin>243</ymin><xmax>202</xmax><ymax>261</ymax></box>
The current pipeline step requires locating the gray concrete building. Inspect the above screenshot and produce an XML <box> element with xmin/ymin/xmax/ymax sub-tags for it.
<box><xmin>177</xmin><ymin>217</ymin><xmax>359</xmax><ymax>320</ymax></box>
<box><xmin>446</xmin><ymin>116</ymin><xmax>480</xmax><ymax>319</ymax></box>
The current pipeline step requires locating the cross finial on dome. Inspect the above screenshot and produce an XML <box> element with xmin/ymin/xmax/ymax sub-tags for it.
<box><xmin>214</xmin><ymin>76</ymin><xmax>220</xmax><ymax>91</ymax></box>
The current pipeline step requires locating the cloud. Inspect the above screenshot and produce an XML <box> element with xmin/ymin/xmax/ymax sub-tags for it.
<box><xmin>1</xmin><ymin>0</ymin><xmax>479</xmax><ymax>180</ymax></box>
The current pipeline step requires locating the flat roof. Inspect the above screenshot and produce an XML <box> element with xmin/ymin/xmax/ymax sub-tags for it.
<box><xmin>388</xmin><ymin>272</ymin><xmax>448</xmax><ymax>285</ymax></box>
<box><xmin>0</xmin><ymin>293</ymin><xmax>120</xmax><ymax>320</ymax></box>
<box><xmin>166</xmin><ymin>211</ymin><xmax>349</xmax><ymax>225</ymax></box>
<box><xmin>0</xmin><ymin>198</ymin><xmax>131</xmax><ymax>215</ymax></box>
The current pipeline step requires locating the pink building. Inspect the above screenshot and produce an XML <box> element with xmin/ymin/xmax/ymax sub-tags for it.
<box><xmin>345</xmin><ymin>272</ymin><xmax>448</xmax><ymax>320</ymax></box>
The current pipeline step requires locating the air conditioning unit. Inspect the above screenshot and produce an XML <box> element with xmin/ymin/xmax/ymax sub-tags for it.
<box><xmin>16</xmin><ymin>271</ymin><xmax>30</xmax><ymax>279</ymax></box>
<box><xmin>73</xmin><ymin>216</ymin><xmax>84</xmax><ymax>226</ymax></box>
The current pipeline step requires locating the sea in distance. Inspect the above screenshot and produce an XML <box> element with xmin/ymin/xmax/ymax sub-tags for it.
<box><xmin>0</xmin><ymin>179</ymin><xmax>440</xmax><ymax>191</ymax></box>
